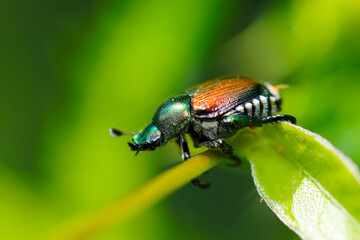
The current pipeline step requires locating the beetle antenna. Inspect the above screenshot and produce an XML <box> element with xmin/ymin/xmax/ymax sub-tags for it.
<box><xmin>109</xmin><ymin>128</ymin><xmax>136</xmax><ymax>137</ymax></box>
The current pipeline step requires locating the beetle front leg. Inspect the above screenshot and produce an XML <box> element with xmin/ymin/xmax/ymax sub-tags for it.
<box><xmin>176</xmin><ymin>135</ymin><xmax>210</xmax><ymax>189</ymax></box>
<box><xmin>176</xmin><ymin>134</ymin><xmax>191</xmax><ymax>161</ymax></box>
<box><xmin>191</xmin><ymin>178</ymin><xmax>210</xmax><ymax>189</ymax></box>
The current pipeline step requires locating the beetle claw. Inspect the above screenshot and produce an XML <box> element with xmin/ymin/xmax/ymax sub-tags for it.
<box><xmin>191</xmin><ymin>178</ymin><xmax>211</xmax><ymax>189</ymax></box>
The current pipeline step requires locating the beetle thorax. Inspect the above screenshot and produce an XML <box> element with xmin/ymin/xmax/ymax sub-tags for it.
<box><xmin>152</xmin><ymin>94</ymin><xmax>191</xmax><ymax>142</ymax></box>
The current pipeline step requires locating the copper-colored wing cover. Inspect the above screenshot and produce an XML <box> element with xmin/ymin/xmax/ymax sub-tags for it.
<box><xmin>188</xmin><ymin>76</ymin><xmax>261</xmax><ymax>118</ymax></box>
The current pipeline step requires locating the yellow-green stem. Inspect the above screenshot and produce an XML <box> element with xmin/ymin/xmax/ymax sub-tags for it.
<box><xmin>43</xmin><ymin>151</ymin><xmax>224</xmax><ymax>240</ymax></box>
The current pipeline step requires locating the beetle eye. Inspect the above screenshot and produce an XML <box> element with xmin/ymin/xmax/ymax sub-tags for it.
<box><xmin>149</xmin><ymin>136</ymin><xmax>160</xmax><ymax>143</ymax></box>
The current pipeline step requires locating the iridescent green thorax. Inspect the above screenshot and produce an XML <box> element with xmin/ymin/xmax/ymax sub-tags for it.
<box><xmin>131</xmin><ymin>94</ymin><xmax>191</xmax><ymax>150</ymax></box>
<box><xmin>152</xmin><ymin>94</ymin><xmax>191</xmax><ymax>142</ymax></box>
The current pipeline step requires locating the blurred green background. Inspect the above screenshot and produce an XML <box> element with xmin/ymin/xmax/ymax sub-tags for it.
<box><xmin>1</xmin><ymin>0</ymin><xmax>360</xmax><ymax>239</ymax></box>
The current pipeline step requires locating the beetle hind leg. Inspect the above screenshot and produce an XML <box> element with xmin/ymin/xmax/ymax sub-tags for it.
<box><xmin>220</xmin><ymin>113</ymin><xmax>296</xmax><ymax>130</ymax></box>
<box><xmin>261</xmin><ymin>114</ymin><xmax>296</xmax><ymax>124</ymax></box>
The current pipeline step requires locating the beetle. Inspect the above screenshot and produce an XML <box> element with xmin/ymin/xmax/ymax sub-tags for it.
<box><xmin>110</xmin><ymin>75</ymin><xmax>296</xmax><ymax>188</ymax></box>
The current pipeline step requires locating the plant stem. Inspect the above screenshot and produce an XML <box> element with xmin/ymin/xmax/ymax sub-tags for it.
<box><xmin>44</xmin><ymin>151</ymin><xmax>224</xmax><ymax>240</ymax></box>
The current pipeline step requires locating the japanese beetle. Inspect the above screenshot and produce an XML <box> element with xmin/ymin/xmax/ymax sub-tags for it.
<box><xmin>111</xmin><ymin>75</ymin><xmax>296</xmax><ymax>188</ymax></box>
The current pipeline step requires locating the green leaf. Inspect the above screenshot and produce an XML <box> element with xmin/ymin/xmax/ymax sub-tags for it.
<box><xmin>234</xmin><ymin>123</ymin><xmax>360</xmax><ymax>240</ymax></box>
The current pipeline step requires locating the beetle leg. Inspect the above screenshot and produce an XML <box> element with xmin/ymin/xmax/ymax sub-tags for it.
<box><xmin>222</xmin><ymin>113</ymin><xmax>296</xmax><ymax>128</ymax></box>
<box><xmin>176</xmin><ymin>135</ymin><xmax>210</xmax><ymax>189</ymax></box>
<box><xmin>197</xmin><ymin>139</ymin><xmax>241</xmax><ymax>167</ymax></box>
<box><xmin>191</xmin><ymin>178</ymin><xmax>210</xmax><ymax>189</ymax></box>
<box><xmin>218</xmin><ymin>139</ymin><xmax>241</xmax><ymax>167</ymax></box>
<box><xmin>261</xmin><ymin>114</ymin><xmax>296</xmax><ymax>124</ymax></box>
<box><xmin>176</xmin><ymin>134</ymin><xmax>191</xmax><ymax>161</ymax></box>
<box><xmin>222</xmin><ymin>114</ymin><xmax>262</xmax><ymax>129</ymax></box>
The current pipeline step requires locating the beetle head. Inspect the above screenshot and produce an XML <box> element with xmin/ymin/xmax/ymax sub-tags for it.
<box><xmin>129</xmin><ymin>124</ymin><xmax>164</xmax><ymax>154</ymax></box>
